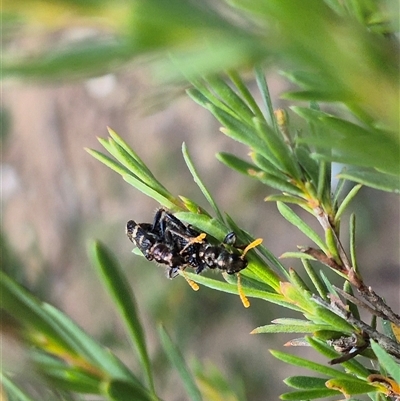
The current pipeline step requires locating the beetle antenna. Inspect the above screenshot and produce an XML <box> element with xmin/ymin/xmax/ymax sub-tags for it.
<box><xmin>181</xmin><ymin>271</ymin><xmax>200</xmax><ymax>291</ymax></box>
<box><xmin>241</xmin><ymin>238</ymin><xmax>263</xmax><ymax>260</ymax></box>
<box><xmin>237</xmin><ymin>273</ymin><xmax>250</xmax><ymax>308</ymax></box>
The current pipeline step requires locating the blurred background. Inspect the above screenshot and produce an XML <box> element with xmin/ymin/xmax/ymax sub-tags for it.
<box><xmin>1</xmin><ymin>1</ymin><xmax>399</xmax><ymax>400</ymax></box>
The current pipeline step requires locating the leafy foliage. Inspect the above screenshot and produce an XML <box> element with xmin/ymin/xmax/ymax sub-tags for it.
<box><xmin>2</xmin><ymin>0</ymin><xmax>400</xmax><ymax>400</ymax></box>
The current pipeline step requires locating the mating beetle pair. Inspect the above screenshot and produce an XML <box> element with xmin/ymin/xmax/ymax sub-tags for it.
<box><xmin>126</xmin><ymin>208</ymin><xmax>261</xmax><ymax>307</ymax></box>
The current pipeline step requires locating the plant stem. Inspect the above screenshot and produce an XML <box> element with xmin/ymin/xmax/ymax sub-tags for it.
<box><xmin>312</xmin><ymin>296</ymin><xmax>400</xmax><ymax>359</ymax></box>
<box><xmin>311</xmin><ymin>208</ymin><xmax>400</xmax><ymax>327</ymax></box>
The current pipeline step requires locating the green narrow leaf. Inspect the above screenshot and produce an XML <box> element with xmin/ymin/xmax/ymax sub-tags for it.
<box><xmin>224</xmin><ymin>214</ymin><xmax>289</xmax><ymax>282</ymax></box>
<box><xmin>370</xmin><ymin>341</ymin><xmax>400</xmax><ymax>383</ymax></box>
<box><xmin>292</xmin><ymin>107</ymin><xmax>400</xmax><ymax>175</ymax></box>
<box><xmin>312</xmin><ymin>305</ymin><xmax>355</xmax><ymax>334</ymax></box>
<box><xmin>301</xmin><ymin>259</ymin><xmax>328</xmax><ymax>300</ymax></box>
<box><xmin>186</xmin><ymin>87</ymin><xmax>211</xmax><ymax>109</ymax></box>
<box><xmin>223</xmin><ymin>267</ymin><xmax>276</xmax><ymax>292</ymax></box>
<box><xmin>182</xmin><ymin>272</ymin><xmax>300</xmax><ymax>311</ymax></box>
<box><xmin>1</xmin><ymin>373</ymin><xmax>38</xmax><ymax>401</ymax></box>
<box><xmin>219</xmin><ymin>151</ymin><xmax>303</xmax><ymax>197</ymax></box>
<box><xmin>1</xmin><ymin>273</ymin><xmax>136</xmax><ymax>391</ymax></box>
<box><xmin>85</xmin><ymin>148</ymin><xmax>132</xmax><ymax>177</ymax></box>
<box><xmin>319</xmin><ymin>271</ymin><xmax>339</xmax><ymax>295</ymax></box>
<box><xmin>158</xmin><ymin>325</ymin><xmax>203</xmax><ymax>401</ymax></box>
<box><xmin>191</xmin><ymin>362</ymin><xmax>242</xmax><ymax>401</ymax></box>
<box><xmin>105</xmin><ymin>380</ymin><xmax>158</xmax><ymax>401</ymax></box>
<box><xmin>253</xmin><ymin>247</ymin><xmax>290</xmax><ymax>283</ymax></box>
<box><xmin>280</xmin><ymin>388</ymin><xmax>339</xmax><ymax>400</ymax></box>
<box><xmin>227</xmin><ymin>70</ymin><xmax>265</xmax><ymax>121</ymax></box>
<box><xmin>313</xmin><ymin>330</ymin><xmax>343</xmax><ymax>342</ymax></box>
<box><xmin>33</xmin><ymin>353</ymin><xmax>102</xmax><ymax>393</ymax></box>
<box><xmin>270</xmin><ymin>350</ymin><xmax>352</xmax><ymax>379</ymax></box>
<box><xmin>252</xmin><ymin>323</ymin><xmax>330</xmax><ymax>334</ymax></box>
<box><xmin>277</xmin><ymin>202</ymin><xmax>329</xmax><ymax>254</ymax></box>
<box><xmin>283</xmin><ymin>89</ymin><xmax>345</xmax><ymax>102</ymax></box>
<box><xmin>106</xmin><ymin>140</ymin><xmax>152</xmax><ymax>182</ymax></box>
<box><xmin>317</xmin><ymin>160</ymin><xmax>330</xmax><ymax>202</ymax></box>
<box><xmin>107</xmin><ymin>128</ymin><xmax>155</xmax><ymax>176</ymax></box>
<box><xmin>275</xmin><ymin>108</ymin><xmax>292</xmax><ymax>145</ymax></box>
<box><xmin>279</xmin><ymin>282</ymin><xmax>316</xmax><ymax>314</ymax></box>
<box><xmin>246</xmin><ymin>254</ymin><xmax>283</xmax><ymax>291</ymax></box>
<box><xmin>182</xmin><ymin>143</ymin><xmax>224</xmax><ymax>222</ymax></box>
<box><xmin>235</xmin><ymin>247</ymin><xmax>282</xmax><ymax>291</ymax></box>
<box><xmin>349</xmin><ymin>213</ymin><xmax>358</xmax><ymax>272</ymax></box>
<box><xmin>210</xmin><ymin>106</ymin><xmax>268</xmax><ymax>153</ymax></box>
<box><xmin>255</xmin><ymin>65</ymin><xmax>277</xmax><ymax>130</ymax></box>
<box><xmin>256</xmin><ymin>171</ymin><xmax>305</xmax><ymax>196</ymax></box>
<box><xmin>325</xmin><ymin>378</ymin><xmax>376</xmax><ymax>396</ymax></box>
<box><xmin>332</xmin><ymin>177</ymin><xmax>347</xmax><ymax>211</ymax></box>
<box><xmin>205</xmin><ymin>75</ymin><xmax>255</xmax><ymax>125</ymax></box>
<box><xmin>250</xmin><ymin>152</ymin><xmax>305</xmax><ymax>195</ymax></box>
<box><xmin>123</xmin><ymin>174</ymin><xmax>178</xmax><ymax>210</ymax></box>
<box><xmin>325</xmin><ymin>227</ymin><xmax>340</xmax><ymax>262</ymax></box>
<box><xmin>280</xmin><ymin>252</ymin><xmax>316</xmax><ymax>261</ymax></box>
<box><xmin>335</xmin><ymin>184</ymin><xmax>362</xmax><ymax>223</ymax></box>
<box><xmin>289</xmin><ymin>268</ymin><xmax>311</xmax><ymax>292</ymax></box>
<box><xmin>338</xmin><ymin>168</ymin><xmax>400</xmax><ymax>193</ymax></box>
<box><xmin>304</xmin><ymin>181</ymin><xmax>319</xmax><ymax>201</ymax></box>
<box><xmin>188</xmin><ymin>80</ymin><xmax>237</xmax><ymax>117</ymax></box>
<box><xmin>173</xmin><ymin>212</ymin><xmax>228</xmax><ymax>241</ymax></box>
<box><xmin>265</xmin><ymin>194</ymin><xmax>310</xmax><ymax>210</ymax></box>
<box><xmin>272</xmin><ymin>318</ymin><xmax>318</xmax><ymax>326</ymax></box>
<box><xmin>178</xmin><ymin>195</ymin><xmax>209</xmax><ymax>215</ymax></box>
<box><xmin>320</xmin><ymin>117</ymin><xmax>399</xmax><ymax>175</ymax></box>
<box><xmin>251</xmin><ymin>151</ymin><xmax>286</xmax><ymax>177</ymax></box>
<box><xmin>295</xmin><ymin>146</ymin><xmax>320</xmax><ymax>186</ymax></box>
<box><xmin>3</xmin><ymin>40</ymin><xmax>132</xmax><ymax>80</ymax></box>
<box><xmin>105</xmin><ymin>139</ymin><xmax>171</xmax><ymax>199</ymax></box>
<box><xmin>222</xmin><ymin>269</ymin><xmax>276</xmax><ymax>296</ymax></box>
<box><xmin>312</xmin><ymin>130</ymin><xmax>397</xmax><ymax>176</ymax></box>
<box><xmin>41</xmin><ymin>304</ymin><xmax>140</xmax><ymax>383</ymax></box>
<box><xmin>89</xmin><ymin>241</ymin><xmax>155</xmax><ymax>394</ymax></box>
<box><xmin>0</xmin><ymin>271</ymin><xmax>75</xmax><ymax>354</ymax></box>
<box><xmin>249</xmin><ymin>241</ymin><xmax>290</xmax><ymax>280</ymax></box>
<box><xmin>284</xmin><ymin>375</ymin><xmax>328</xmax><ymax>389</ymax></box>
<box><xmin>253</xmin><ymin>118</ymin><xmax>302</xmax><ymax>180</ymax></box>
<box><xmin>282</xmin><ymin>72</ymin><xmax>337</xmax><ymax>96</ymax></box>
<box><xmin>216</xmin><ymin>152</ymin><xmax>262</xmax><ymax>177</ymax></box>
